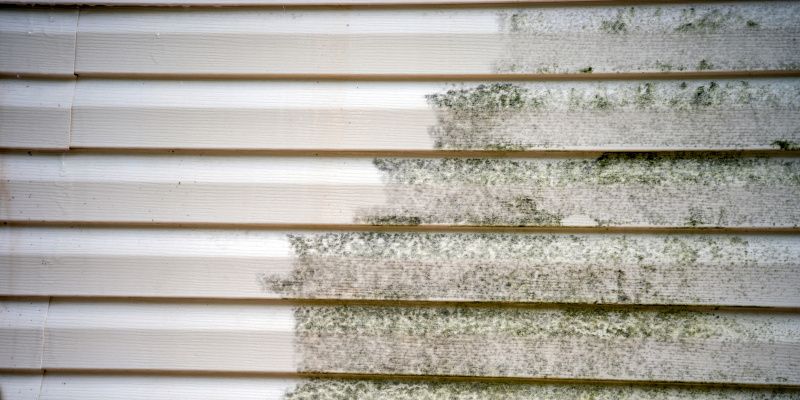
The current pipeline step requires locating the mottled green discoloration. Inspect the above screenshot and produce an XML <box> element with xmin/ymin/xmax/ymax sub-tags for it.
<box><xmin>599</xmin><ymin>9</ymin><xmax>632</xmax><ymax>34</ymax></box>
<box><xmin>423</xmin><ymin>80</ymin><xmax>800</xmax><ymax>150</ymax></box>
<box><xmin>283</xmin><ymin>379</ymin><xmax>800</xmax><ymax>400</ymax></box>
<box><xmin>495</xmin><ymin>3</ymin><xmax>798</xmax><ymax>73</ymax></box>
<box><xmin>261</xmin><ymin>232</ymin><xmax>799</xmax><ymax>305</ymax></box>
<box><xmin>294</xmin><ymin>304</ymin><xmax>797</xmax><ymax>381</ymax></box>
<box><xmin>773</xmin><ymin>140</ymin><xmax>800</xmax><ymax>151</ymax></box>
<box><xmin>697</xmin><ymin>59</ymin><xmax>714</xmax><ymax>70</ymax></box>
<box><xmin>355</xmin><ymin>155</ymin><xmax>800</xmax><ymax>227</ymax></box>
<box><xmin>674</xmin><ymin>8</ymin><xmax>747</xmax><ymax>33</ymax></box>
<box><xmin>370</xmin><ymin>155</ymin><xmax>798</xmax><ymax>187</ymax></box>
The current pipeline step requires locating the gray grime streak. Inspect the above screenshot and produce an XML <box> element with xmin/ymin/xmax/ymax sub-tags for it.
<box><xmin>261</xmin><ymin>233</ymin><xmax>800</xmax><ymax>306</ymax></box>
<box><xmin>495</xmin><ymin>3</ymin><xmax>800</xmax><ymax>73</ymax></box>
<box><xmin>281</xmin><ymin>379</ymin><xmax>800</xmax><ymax>399</ymax></box>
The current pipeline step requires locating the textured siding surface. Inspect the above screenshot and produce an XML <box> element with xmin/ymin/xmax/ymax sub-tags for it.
<box><xmin>1</xmin><ymin>1</ymin><xmax>800</xmax><ymax>399</ymax></box>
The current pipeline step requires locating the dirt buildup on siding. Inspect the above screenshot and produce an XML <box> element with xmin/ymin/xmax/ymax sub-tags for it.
<box><xmin>281</xmin><ymin>379</ymin><xmax>800</xmax><ymax>400</ymax></box>
<box><xmin>423</xmin><ymin>80</ymin><xmax>799</xmax><ymax>150</ymax></box>
<box><xmin>352</xmin><ymin>155</ymin><xmax>800</xmax><ymax>227</ymax></box>
<box><xmin>260</xmin><ymin>233</ymin><xmax>796</xmax><ymax>305</ymax></box>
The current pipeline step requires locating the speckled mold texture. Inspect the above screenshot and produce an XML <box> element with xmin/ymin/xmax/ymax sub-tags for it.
<box><xmin>292</xmin><ymin>305</ymin><xmax>799</xmax><ymax>383</ymax></box>
<box><xmin>353</xmin><ymin>155</ymin><xmax>800</xmax><ymax>227</ymax></box>
<box><xmin>282</xmin><ymin>379</ymin><xmax>800</xmax><ymax>400</ymax></box>
<box><xmin>424</xmin><ymin>80</ymin><xmax>800</xmax><ymax>150</ymax></box>
<box><xmin>260</xmin><ymin>233</ymin><xmax>799</xmax><ymax>306</ymax></box>
<box><xmin>495</xmin><ymin>2</ymin><xmax>800</xmax><ymax>73</ymax></box>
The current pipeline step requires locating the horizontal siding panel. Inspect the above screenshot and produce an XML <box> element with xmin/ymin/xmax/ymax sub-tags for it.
<box><xmin>43</xmin><ymin>301</ymin><xmax>297</xmax><ymax>372</ymax></box>
<box><xmin>2</xmin><ymin>227</ymin><xmax>800</xmax><ymax>307</ymax></box>
<box><xmin>0</xmin><ymin>300</ymin><xmax>48</xmax><ymax>370</ymax></box>
<box><xmin>2</xmin><ymin>153</ymin><xmax>799</xmax><ymax>227</ymax></box>
<box><xmin>42</xmin><ymin>300</ymin><xmax>800</xmax><ymax>384</ymax></box>
<box><xmin>35</xmin><ymin>375</ymin><xmax>800</xmax><ymax>400</ymax></box>
<box><xmin>0</xmin><ymin>9</ymin><xmax>78</xmax><ymax>77</ymax></box>
<box><xmin>75</xmin><ymin>3</ymin><xmax>800</xmax><ymax>76</ymax></box>
<box><xmin>71</xmin><ymin>79</ymin><xmax>800</xmax><ymax>151</ymax></box>
<box><xmin>0</xmin><ymin>79</ymin><xmax>74</xmax><ymax>150</ymax></box>
<box><xmin>0</xmin><ymin>374</ymin><xmax>42</xmax><ymax>400</ymax></box>
<box><xmin>39</xmin><ymin>374</ymin><xmax>298</xmax><ymax>400</ymax></box>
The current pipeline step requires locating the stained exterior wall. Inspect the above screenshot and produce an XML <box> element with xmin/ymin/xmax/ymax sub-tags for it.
<box><xmin>1</xmin><ymin>2</ymin><xmax>800</xmax><ymax>399</ymax></box>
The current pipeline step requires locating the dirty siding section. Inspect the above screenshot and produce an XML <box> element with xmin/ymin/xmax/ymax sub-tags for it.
<box><xmin>1</xmin><ymin>1</ymin><xmax>800</xmax><ymax>400</ymax></box>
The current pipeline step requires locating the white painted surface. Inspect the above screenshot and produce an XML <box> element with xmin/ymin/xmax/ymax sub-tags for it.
<box><xmin>0</xmin><ymin>79</ymin><xmax>74</xmax><ymax>149</ymax></box>
<box><xmin>0</xmin><ymin>374</ymin><xmax>42</xmax><ymax>400</ymax></box>
<box><xmin>43</xmin><ymin>300</ymin><xmax>296</xmax><ymax>372</ymax></box>
<box><xmin>0</xmin><ymin>9</ymin><xmax>78</xmax><ymax>76</ymax></box>
<box><xmin>0</xmin><ymin>300</ymin><xmax>48</xmax><ymax>370</ymax></box>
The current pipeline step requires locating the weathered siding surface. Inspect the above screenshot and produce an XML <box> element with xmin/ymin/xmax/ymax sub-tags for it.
<box><xmin>73</xmin><ymin>3</ymin><xmax>800</xmax><ymax>76</ymax></box>
<box><xmin>3</xmin><ymin>227</ymin><xmax>800</xmax><ymax>307</ymax></box>
<box><xmin>69</xmin><ymin>79</ymin><xmax>800</xmax><ymax>151</ymax></box>
<box><xmin>1</xmin><ymin>2</ymin><xmax>799</xmax><ymax>400</ymax></box>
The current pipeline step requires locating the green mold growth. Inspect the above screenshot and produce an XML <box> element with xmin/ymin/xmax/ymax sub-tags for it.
<box><xmin>635</xmin><ymin>82</ymin><xmax>655</xmax><ymax>108</ymax></box>
<box><xmin>773</xmin><ymin>140</ymin><xmax>800</xmax><ymax>151</ymax></box>
<box><xmin>295</xmin><ymin>306</ymin><xmax>748</xmax><ymax>341</ymax></box>
<box><xmin>689</xmin><ymin>82</ymin><xmax>719</xmax><ymax>107</ymax></box>
<box><xmin>354</xmin><ymin>155</ymin><xmax>799</xmax><ymax>226</ymax></box>
<box><xmin>261</xmin><ymin>232</ymin><xmax>776</xmax><ymax>304</ymax></box>
<box><xmin>697</xmin><ymin>59</ymin><xmax>714</xmax><ymax>70</ymax></box>
<box><xmin>675</xmin><ymin>8</ymin><xmax>741</xmax><ymax>34</ymax></box>
<box><xmin>599</xmin><ymin>10</ymin><xmax>630</xmax><ymax>34</ymax></box>
<box><xmin>292</xmin><ymin>305</ymin><xmax>792</xmax><ymax>378</ymax></box>
<box><xmin>425</xmin><ymin>83</ymin><xmax>542</xmax><ymax>150</ymax></box>
<box><xmin>579</xmin><ymin>66</ymin><xmax>593</xmax><ymax>73</ymax></box>
<box><xmin>746</xmin><ymin>19</ymin><xmax>760</xmax><ymax>28</ymax></box>
<box><xmin>371</xmin><ymin>154</ymin><xmax>799</xmax><ymax>187</ymax></box>
<box><xmin>424</xmin><ymin>80</ymin><xmax>790</xmax><ymax>150</ymax></box>
<box><xmin>282</xmin><ymin>379</ymin><xmax>800</xmax><ymax>400</ymax></box>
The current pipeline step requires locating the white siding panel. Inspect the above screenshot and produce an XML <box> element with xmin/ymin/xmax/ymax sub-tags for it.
<box><xmin>74</xmin><ymin>3</ymin><xmax>800</xmax><ymax>76</ymax></box>
<box><xmin>40</xmin><ymin>375</ymin><xmax>298</xmax><ymax>400</ymax></box>
<box><xmin>2</xmin><ymin>153</ymin><xmax>799</xmax><ymax>227</ymax></box>
<box><xmin>2</xmin><ymin>227</ymin><xmax>800</xmax><ymax>308</ymax></box>
<box><xmin>0</xmin><ymin>9</ymin><xmax>78</xmax><ymax>77</ymax></box>
<box><xmin>0</xmin><ymin>300</ymin><xmax>48</xmax><ymax>370</ymax></box>
<box><xmin>43</xmin><ymin>301</ymin><xmax>296</xmax><ymax>372</ymax></box>
<box><xmin>40</xmin><ymin>300</ymin><xmax>800</xmax><ymax>384</ymax></box>
<box><xmin>0</xmin><ymin>374</ymin><xmax>43</xmax><ymax>400</ymax></box>
<box><xmin>0</xmin><ymin>79</ymin><xmax>74</xmax><ymax>150</ymax></box>
<box><xmin>70</xmin><ymin>79</ymin><xmax>800</xmax><ymax>151</ymax></box>
<box><xmin>35</xmin><ymin>375</ymin><xmax>800</xmax><ymax>399</ymax></box>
